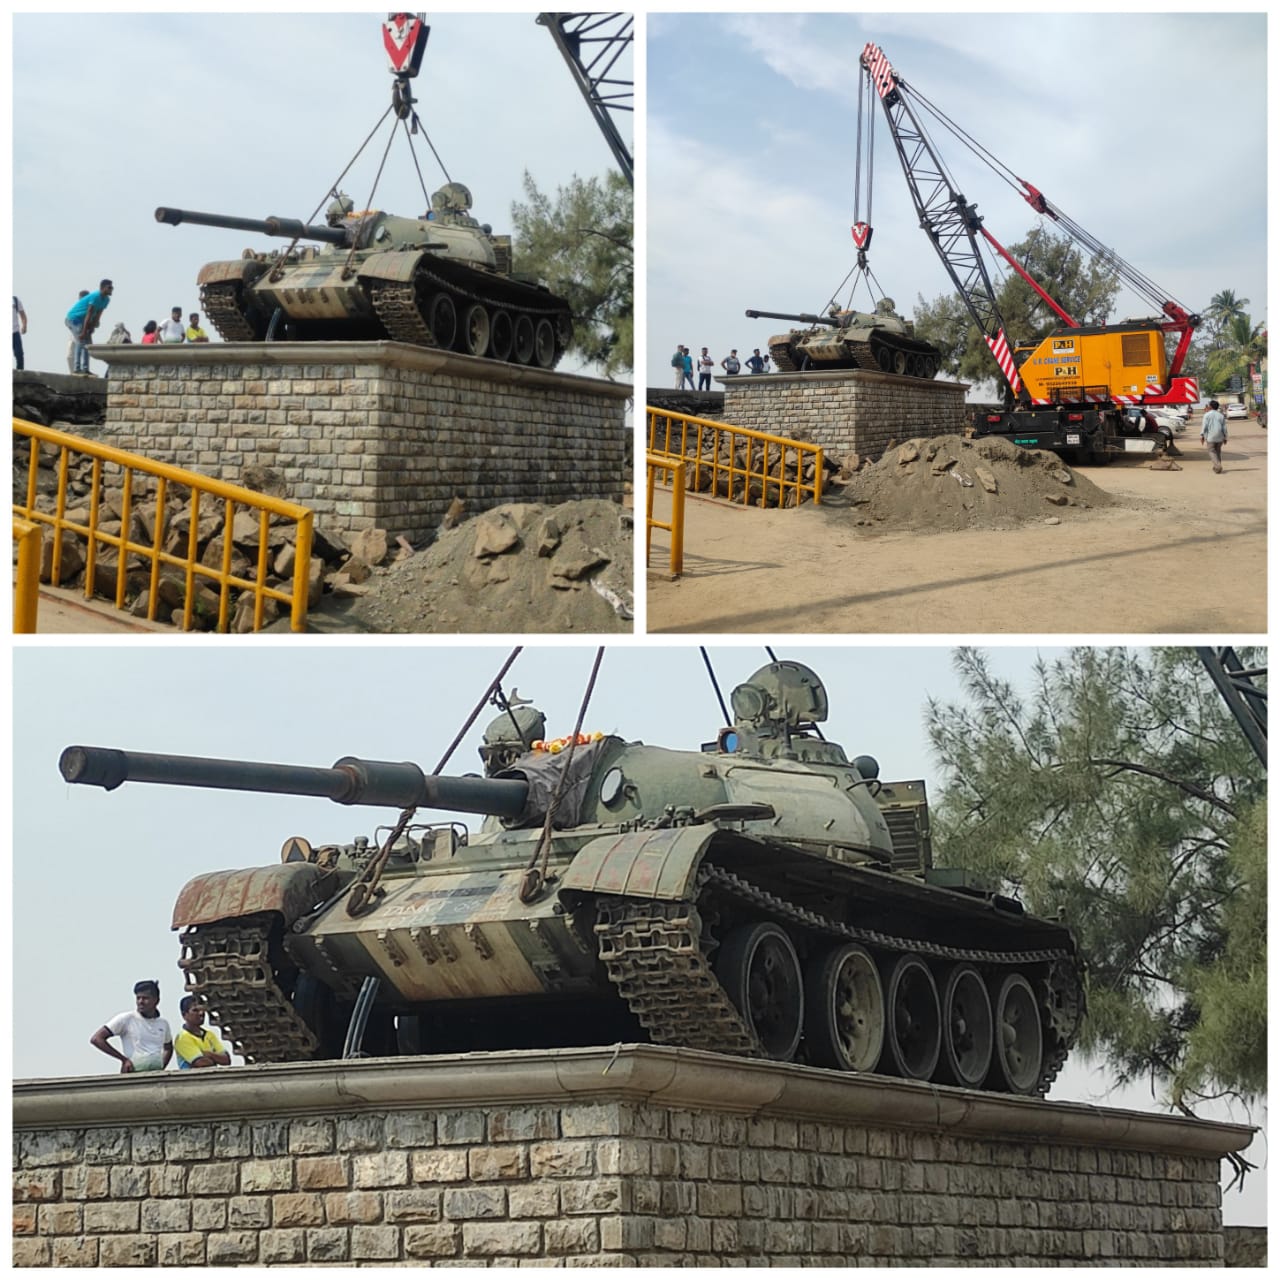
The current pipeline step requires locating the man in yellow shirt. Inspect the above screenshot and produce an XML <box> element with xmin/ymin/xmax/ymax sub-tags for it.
<box><xmin>174</xmin><ymin>995</ymin><xmax>232</xmax><ymax>1069</ymax></box>
<box><xmin>185</xmin><ymin>312</ymin><xmax>210</xmax><ymax>343</ymax></box>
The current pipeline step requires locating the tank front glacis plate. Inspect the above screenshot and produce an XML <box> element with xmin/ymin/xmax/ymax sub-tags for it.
<box><xmin>253</xmin><ymin>262</ymin><xmax>375</xmax><ymax>322</ymax></box>
<box><xmin>290</xmin><ymin>865</ymin><xmax>598</xmax><ymax>1001</ymax></box>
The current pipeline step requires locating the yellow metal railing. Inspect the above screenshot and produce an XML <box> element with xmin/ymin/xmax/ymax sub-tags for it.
<box><xmin>645</xmin><ymin>454</ymin><xmax>685</xmax><ymax>578</ymax></box>
<box><xmin>13</xmin><ymin>418</ymin><xmax>314</xmax><ymax>633</ymax></box>
<box><xmin>12</xmin><ymin>517</ymin><xmax>42</xmax><ymax>633</ymax></box>
<box><xmin>646</xmin><ymin>407</ymin><xmax>823</xmax><ymax>507</ymax></box>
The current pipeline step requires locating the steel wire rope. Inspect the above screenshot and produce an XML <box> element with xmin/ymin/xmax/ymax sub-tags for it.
<box><xmin>520</xmin><ymin>647</ymin><xmax>607</xmax><ymax>903</ymax></box>
<box><xmin>344</xmin><ymin>648</ymin><xmax>525</xmax><ymax>917</ymax></box>
<box><xmin>908</xmin><ymin>83</ymin><xmax>1178</xmax><ymax>315</ymax></box>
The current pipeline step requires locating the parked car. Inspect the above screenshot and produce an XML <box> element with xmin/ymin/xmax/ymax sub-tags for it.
<box><xmin>1225</xmin><ymin>403</ymin><xmax>1249</xmax><ymax>420</ymax></box>
<box><xmin>1149</xmin><ymin>408</ymin><xmax>1186</xmax><ymax>433</ymax></box>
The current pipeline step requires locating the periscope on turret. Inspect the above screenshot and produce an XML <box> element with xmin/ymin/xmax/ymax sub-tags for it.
<box><xmin>59</xmin><ymin>661</ymin><xmax>1083</xmax><ymax>1094</ymax></box>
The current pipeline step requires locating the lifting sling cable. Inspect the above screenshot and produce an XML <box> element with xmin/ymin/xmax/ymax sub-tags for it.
<box><xmin>345</xmin><ymin>648</ymin><xmax>524</xmax><ymax>917</ymax></box>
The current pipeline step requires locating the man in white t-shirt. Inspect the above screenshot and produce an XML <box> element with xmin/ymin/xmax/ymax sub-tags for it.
<box><xmin>90</xmin><ymin>979</ymin><xmax>174</xmax><ymax>1073</ymax></box>
<box><xmin>159</xmin><ymin>307</ymin><xmax>187</xmax><ymax>344</ymax></box>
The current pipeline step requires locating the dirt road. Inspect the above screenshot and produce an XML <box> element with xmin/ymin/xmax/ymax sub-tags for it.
<box><xmin>648</xmin><ymin>421</ymin><xmax>1266</xmax><ymax>634</ymax></box>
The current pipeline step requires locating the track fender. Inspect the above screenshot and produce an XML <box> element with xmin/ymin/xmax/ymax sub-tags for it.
<box><xmin>172</xmin><ymin>863</ymin><xmax>336</xmax><ymax>930</ymax></box>
<box><xmin>355</xmin><ymin>249</ymin><xmax>428</xmax><ymax>284</ymax></box>
<box><xmin>560</xmin><ymin>827</ymin><xmax>721</xmax><ymax>902</ymax></box>
<box><xmin>196</xmin><ymin>258</ymin><xmax>269</xmax><ymax>287</ymax></box>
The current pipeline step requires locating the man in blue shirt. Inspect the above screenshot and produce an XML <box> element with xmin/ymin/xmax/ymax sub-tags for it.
<box><xmin>65</xmin><ymin>279</ymin><xmax>113</xmax><ymax>376</ymax></box>
<box><xmin>1199</xmin><ymin>400</ymin><xmax>1228</xmax><ymax>474</ymax></box>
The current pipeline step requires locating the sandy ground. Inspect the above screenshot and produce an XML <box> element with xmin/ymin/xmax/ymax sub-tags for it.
<box><xmin>648</xmin><ymin>420</ymin><xmax>1266</xmax><ymax>635</ymax></box>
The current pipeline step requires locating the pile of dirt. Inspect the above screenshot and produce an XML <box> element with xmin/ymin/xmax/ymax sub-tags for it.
<box><xmin>838</xmin><ymin>435</ymin><xmax>1117</xmax><ymax>532</ymax></box>
<box><xmin>340</xmin><ymin>499</ymin><xmax>634</xmax><ymax>634</ymax></box>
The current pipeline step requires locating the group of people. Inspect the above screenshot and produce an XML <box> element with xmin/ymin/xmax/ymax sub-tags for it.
<box><xmin>55</xmin><ymin>284</ymin><xmax>211</xmax><ymax>376</ymax></box>
<box><xmin>670</xmin><ymin>344</ymin><xmax>771</xmax><ymax>390</ymax></box>
<box><xmin>90</xmin><ymin>979</ymin><xmax>230</xmax><ymax>1073</ymax></box>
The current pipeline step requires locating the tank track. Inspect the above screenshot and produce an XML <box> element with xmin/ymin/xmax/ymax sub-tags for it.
<box><xmin>199</xmin><ymin>280</ymin><xmax>262</xmax><ymax>342</ymax></box>
<box><xmin>369</xmin><ymin>280</ymin><xmax>440</xmax><ymax>348</ymax></box>
<box><xmin>768</xmin><ymin>342</ymin><xmax>798</xmax><ymax>372</ymax></box>
<box><xmin>596</xmin><ymin>863</ymin><xmax>1078</xmax><ymax>1097</ymax></box>
<box><xmin>843</xmin><ymin>340</ymin><xmax>883</xmax><ymax>372</ymax></box>
<box><xmin>178</xmin><ymin>917</ymin><xmax>318</xmax><ymax>1063</ymax></box>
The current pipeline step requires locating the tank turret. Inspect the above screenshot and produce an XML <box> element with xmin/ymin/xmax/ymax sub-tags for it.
<box><xmin>154</xmin><ymin>185</ymin><xmax>572</xmax><ymax>367</ymax></box>
<box><xmin>746</xmin><ymin>298</ymin><xmax>940</xmax><ymax>377</ymax></box>
<box><xmin>60</xmin><ymin>661</ymin><xmax>1082</xmax><ymax>1095</ymax></box>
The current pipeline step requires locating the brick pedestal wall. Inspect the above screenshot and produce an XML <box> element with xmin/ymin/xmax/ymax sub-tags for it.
<box><xmin>14</xmin><ymin>1046</ymin><xmax>1250</xmax><ymax>1267</ymax></box>
<box><xmin>720</xmin><ymin>370</ymin><xmax>967</xmax><ymax>459</ymax></box>
<box><xmin>95</xmin><ymin>343</ymin><xmax>631</xmax><ymax>545</ymax></box>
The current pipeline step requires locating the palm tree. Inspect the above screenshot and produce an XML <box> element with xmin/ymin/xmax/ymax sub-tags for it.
<box><xmin>1206</xmin><ymin>313</ymin><xmax>1266</xmax><ymax>391</ymax></box>
<box><xmin>1204</xmin><ymin>289</ymin><xmax>1250</xmax><ymax>335</ymax></box>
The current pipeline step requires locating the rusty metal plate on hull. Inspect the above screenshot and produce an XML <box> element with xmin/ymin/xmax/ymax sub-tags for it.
<box><xmin>356</xmin><ymin>248</ymin><xmax>428</xmax><ymax>284</ymax></box>
<box><xmin>172</xmin><ymin>863</ymin><xmax>333</xmax><ymax>930</ymax></box>
<box><xmin>560</xmin><ymin>828</ymin><xmax>712</xmax><ymax>901</ymax></box>
<box><xmin>196</xmin><ymin>259</ymin><xmax>263</xmax><ymax>286</ymax></box>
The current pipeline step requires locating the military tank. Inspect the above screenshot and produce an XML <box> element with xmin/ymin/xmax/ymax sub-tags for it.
<box><xmin>59</xmin><ymin>661</ymin><xmax>1083</xmax><ymax>1095</ymax></box>
<box><xmin>745</xmin><ymin>298</ymin><xmax>940</xmax><ymax>378</ymax></box>
<box><xmin>155</xmin><ymin>185</ymin><xmax>573</xmax><ymax>368</ymax></box>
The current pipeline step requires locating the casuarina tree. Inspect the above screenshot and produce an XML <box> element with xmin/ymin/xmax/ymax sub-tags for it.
<box><xmin>511</xmin><ymin>170</ymin><xmax>632</xmax><ymax>379</ymax></box>
<box><xmin>926</xmin><ymin>647</ymin><xmax>1266</xmax><ymax>1113</ymax></box>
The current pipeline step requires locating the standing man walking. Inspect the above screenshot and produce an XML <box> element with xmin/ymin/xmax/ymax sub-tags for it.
<box><xmin>12</xmin><ymin>295</ymin><xmax>27</xmax><ymax>370</ymax></box>
<box><xmin>1199</xmin><ymin>400</ymin><xmax>1228</xmax><ymax>474</ymax></box>
<box><xmin>65</xmin><ymin>279</ymin><xmax>113</xmax><ymax>376</ymax></box>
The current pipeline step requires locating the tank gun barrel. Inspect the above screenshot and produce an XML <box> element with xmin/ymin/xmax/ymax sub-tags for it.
<box><xmin>59</xmin><ymin>746</ymin><xmax>528</xmax><ymax>819</ymax></box>
<box><xmin>745</xmin><ymin>309</ymin><xmax>840</xmax><ymax>327</ymax></box>
<box><xmin>155</xmin><ymin>207</ymin><xmax>349</xmax><ymax>247</ymax></box>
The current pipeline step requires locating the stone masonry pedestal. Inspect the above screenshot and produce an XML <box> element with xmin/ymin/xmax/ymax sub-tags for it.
<box><xmin>13</xmin><ymin>1045</ymin><xmax>1252</xmax><ymax>1266</ymax></box>
<box><xmin>720</xmin><ymin>369</ymin><xmax>968</xmax><ymax>460</ymax></box>
<box><xmin>95</xmin><ymin>342</ymin><xmax>631</xmax><ymax>546</ymax></box>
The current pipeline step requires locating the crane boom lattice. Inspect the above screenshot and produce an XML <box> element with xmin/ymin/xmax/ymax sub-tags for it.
<box><xmin>538</xmin><ymin>12</ymin><xmax>634</xmax><ymax>187</ymax></box>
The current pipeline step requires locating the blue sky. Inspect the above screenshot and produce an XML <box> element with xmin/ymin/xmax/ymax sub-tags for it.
<box><xmin>11</xmin><ymin>12</ymin><xmax>627</xmax><ymax>377</ymax></box>
<box><xmin>647</xmin><ymin>12</ymin><xmax>1267</xmax><ymax>390</ymax></box>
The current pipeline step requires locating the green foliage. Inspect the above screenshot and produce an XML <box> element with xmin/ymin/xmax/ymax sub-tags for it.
<box><xmin>912</xmin><ymin>225</ymin><xmax>1120</xmax><ymax>386</ymax></box>
<box><xmin>926</xmin><ymin>647</ymin><xmax>1266</xmax><ymax>1107</ymax></box>
<box><xmin>1203</xmin><ymin>312</ymin><xmax>1266</xmax><ymax>393</ymax></box>
<box><xmin>1203</xmin><ymin>288</ymin><xmax>1251</xmax><ymax>338</ymax></box>
<box><xmin>510</xmin><ymin>170</ymin><xmax>632</xmax><ymax>379</ymax></box>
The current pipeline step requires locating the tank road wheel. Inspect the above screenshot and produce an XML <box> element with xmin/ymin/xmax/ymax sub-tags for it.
<box><xmin>892</xmin><ymin>349</ymin><xmax>908</xmax><ymax>376</ymax></box>
<box><xmin>881</xmin><ymin>954</ymin><xmax>941</xmax><ymax>1081</ymax></box>
<box><xmin>533</xmin><ymin>318</ymin><xmax>557</xmax><ymax>369</ymax></box>
<box><xmin>489</xmin><ymin>309</ymin><xmax>514</xmax><ymax>361</ymax></box>
<box><xmin>428</xmin><ymin>293</ymin><xmax>458</xmax><ymax>350</ymax></box>
<box><xmin>715</xmin><ymin>922</ymin><xmax>804</xmax><ymax>1061</ymax></box>
<box><xmin>803</xmin><ymin>943</ymin><xmax>885</xmax><ymax>1072</ymax></box>
<box><xmin>513</xmin><ymin>315</ymin><xmax>536</xmax><ymax>365</ymax></box>
<box><xmin>989</xmin><ymin>973</ymin><xmax>1043</xmax><ymax>1095</ymax></box>
<box><xmin>462</xmin><ymin>303</ymin><xmax>491</xmax><ymax>356</ymax></box>
<box><xmin>923</xmin><ymin>354</ymin><xmax>939</xmax><ymax>379</ymax></box>
<box><xmin>876</xmin><ymin>346</ymin><xmax>893</xmax><ymax>372</ymax></box>
<box><xmin>937</xmin><ymin>964</ymin><xmax>994</xmax><ymax>1088</ymax></box>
